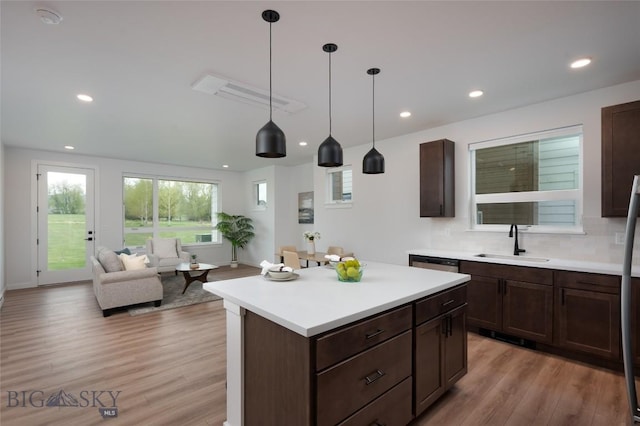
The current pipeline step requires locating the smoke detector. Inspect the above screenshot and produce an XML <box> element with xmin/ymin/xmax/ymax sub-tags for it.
<box><xmin>35</xmin><ymin>8</ymin><xmax>63</xmax><ymax>25</ymax></box>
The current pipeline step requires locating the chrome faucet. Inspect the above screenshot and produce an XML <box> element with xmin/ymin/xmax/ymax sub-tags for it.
<box><xmin>509</xmin><ymin>224</ymin><xmax>526</xmax><ymax>256</ymax></box>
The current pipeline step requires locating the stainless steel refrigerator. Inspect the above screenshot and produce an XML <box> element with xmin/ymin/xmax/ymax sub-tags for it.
<box><xmin>622</xmin><ymin>174</ymin><xmax>640</xmax><ymax>423</ymax></box>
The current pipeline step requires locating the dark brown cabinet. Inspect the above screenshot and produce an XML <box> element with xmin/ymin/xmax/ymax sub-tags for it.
<box><xmin>414</xmin><ymin>285</ymin><xmax>467</xmax><ymax>416</ymax></box>
<box><xmin>554</xmin><ymin>271</ymin><xmax>620</xmax><ymax>360</ymax></box>
<box><xmin>315</xmin><ymin>306</ymin><xmax>413</xmax><ymax>426</ymax></box>
<box><xmin>602</xmin><ymin>100</ymin><xmax>640</xmax><ymax>217</ymax></box>
<box><xmin>420</xmin><ymin>139</ymin><xmax>455</xmax><ymax>217</ymax></box>
<box><xmin>460</xmin><ymin>261</ymin><xmax>553</xmax><ymax>343</ymax></box>
<box><xmin>243</xmin><ymin>284</ymin><xmax>468</xmax><ymax>426</ymax></box>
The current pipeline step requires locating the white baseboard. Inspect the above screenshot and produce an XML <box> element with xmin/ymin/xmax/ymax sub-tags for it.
<box><xmin>7</xmin><ymin>281</ymin><xmax>36</xmax><ymax>290</ymax></box>
<box><xmin>0</xmin><ymin>292</ymin><xmax>4</xmax><ymax>310</ymax></box>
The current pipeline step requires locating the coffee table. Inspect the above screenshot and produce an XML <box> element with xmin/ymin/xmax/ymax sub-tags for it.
<box><xmin>175</xmin><ymin>263</ymin><xmax>219</xmax><ymax>294</ymax></box>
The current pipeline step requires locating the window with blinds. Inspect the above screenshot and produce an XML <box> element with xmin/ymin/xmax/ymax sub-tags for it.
<box><xmin>470</xmin><ymin>125</ymin><xmax>583</xmax><ymax>232</ymax></box>
<box><xmin>326</xmin><ymin>166</ymin><xmax>353</xmax><ymax>205</ymax></box>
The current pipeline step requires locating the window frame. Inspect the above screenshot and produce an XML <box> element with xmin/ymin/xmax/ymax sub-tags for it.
<box><xmin>123</xmin><ymin>174</ymin><xmax>221</xmax><ymax>248</ymax></box>
<box><xmin>325</xmin><ymin>165</ymin><xmax>353</xmax><ymax>208</ymax></box>
<box><xmin>469</xmin><ymin>125</ymin><xmax>584</xmax><ymax>234</ymax></box>
<box><xmin>254</xmin><ymin>180</ymin><xmax>267</xmax><ymax>211</ymax></box>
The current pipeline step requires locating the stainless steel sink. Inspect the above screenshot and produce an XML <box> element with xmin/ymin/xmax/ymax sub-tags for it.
<box><xmin>474</xmin><ymin>253</ymin><xmax>549</xmax><ymax>263</ymax></box>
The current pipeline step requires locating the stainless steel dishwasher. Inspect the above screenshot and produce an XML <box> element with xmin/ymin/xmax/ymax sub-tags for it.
<box><xmin>408</xmin><ymin>255</ymin><xmax>459</xmax><ymax>272</ymax></box>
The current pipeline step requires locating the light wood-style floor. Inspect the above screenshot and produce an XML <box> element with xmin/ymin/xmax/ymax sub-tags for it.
<box><xmin>0</xmin><ymin>267</ymin><xmax>635</xmax><ymax>426</ymax></box>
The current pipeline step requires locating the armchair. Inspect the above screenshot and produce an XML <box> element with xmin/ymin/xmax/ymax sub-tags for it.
<box><xmin>146</xmin><ymin>238</ymin><xmax>190</xmax><ymax>273</ymax></box>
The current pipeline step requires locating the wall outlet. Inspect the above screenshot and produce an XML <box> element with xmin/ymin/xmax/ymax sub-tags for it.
<box><xmin>615</xmin><ymin>232</ymin><xmax>625</xmax><ymax>245</ymax></box>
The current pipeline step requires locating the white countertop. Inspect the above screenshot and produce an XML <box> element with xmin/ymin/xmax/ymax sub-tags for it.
<box><xmin>407</xmin><ymin>248</ymin><xmax>640</xmax><ymax>278</ymax></box>
<box><xmin>203</xmin><ymin>261</ymin><xmax>469</xmax><ymax>337</ymax></box>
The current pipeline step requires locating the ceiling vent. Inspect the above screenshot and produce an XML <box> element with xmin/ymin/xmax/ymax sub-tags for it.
<box><xmin>191</xmin><ymin>73</ymin><xmax>306</xmax><ymax>115</ymax></box>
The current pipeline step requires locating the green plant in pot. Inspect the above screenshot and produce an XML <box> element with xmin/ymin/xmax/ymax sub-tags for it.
<box><xmin>215</xmin><ymin>212</ymin><xmax>255</xmax><ymax>268</ymax></box>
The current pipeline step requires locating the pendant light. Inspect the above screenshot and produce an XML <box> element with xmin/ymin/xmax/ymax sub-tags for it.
<box><xmin>363</xmin><ymin>68</ymin><xmax>385</xmax><ymax>174</ymax></box>
<box><xmin>317</xmin><ymin>43</ymin><xmax>343</xmax><ymax>167</ymax></box>
<box><xmin>256</xmin><ymin>10</ymin><xmax>286</xmax><ymax>158</ymax></box>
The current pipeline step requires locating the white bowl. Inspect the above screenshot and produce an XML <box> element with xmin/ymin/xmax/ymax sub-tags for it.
<box><xmin>268</xmin><ymin>270</ymin><xmax>293</xmax><ymax>279</ymax></box>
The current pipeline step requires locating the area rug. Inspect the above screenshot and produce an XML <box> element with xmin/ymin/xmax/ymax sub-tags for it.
<box><xmin>128</xmin><ymin>265</ymin><xmax>260</xmax><ymax>316</ymax></box>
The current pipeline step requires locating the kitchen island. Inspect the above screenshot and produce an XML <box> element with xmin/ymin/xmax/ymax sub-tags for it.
<box><xmin>204</xmin><ymin>261</ymin><xmax>470</xmax><ymax>426</ymax></box>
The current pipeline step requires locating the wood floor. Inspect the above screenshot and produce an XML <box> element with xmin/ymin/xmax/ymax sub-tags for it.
<box><xmin>0</xmin><ymin>267</ymin><xmax>635</xmax><ymax>426</ymax></box>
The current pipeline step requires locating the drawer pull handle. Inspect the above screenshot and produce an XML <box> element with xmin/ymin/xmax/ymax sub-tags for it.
<box><xmin>371</xmin><ymin>422</ymin><xmax>386</xmax><ymax>426</ymax></box>
<box><xmin>365</xmin><ymin>329</ymin><xmax>385</xmax><ymax>340</ymax></box>
<box><xmin>364</xmin><ymin>369</ymin><xmax>385</xmax><ymax>385</ymax></box>
<box><xmin>442</xmin><ymin>299</ymin><xmax>455</xmax><ymax>307</ymax></box>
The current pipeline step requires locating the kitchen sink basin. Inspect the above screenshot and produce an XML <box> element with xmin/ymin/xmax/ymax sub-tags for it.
<box><xmin>474</xmin><ymin>253</ymin><xmax>550</xmax><ymax>263</ymax></box>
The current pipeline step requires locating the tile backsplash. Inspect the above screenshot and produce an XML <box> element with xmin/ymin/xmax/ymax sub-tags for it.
<box><xmin>429</xmin><ymin>216</ymin><xmax>639</xmax><ymax>265</ymax></box>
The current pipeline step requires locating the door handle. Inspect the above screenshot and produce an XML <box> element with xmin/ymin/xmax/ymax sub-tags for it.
<box><xmin>84</xmin><ymin>237</ymin><xmax>93</xmax><ymax>241</ymax></box>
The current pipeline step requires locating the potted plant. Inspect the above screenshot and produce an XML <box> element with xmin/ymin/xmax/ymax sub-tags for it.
<box><xmin>303</xmin><ymin>231</ymin><xmax>320</xmax><ymax>255</ymax></box>
<box><xmin>189</xmin><ymin>254</ymin><xmax>199</xmax><ymax>269</ymax></box>
<box><xmin>215</xmin><ymin>212</ymin><xmax>255</xmax><ymax>268</ymax></box>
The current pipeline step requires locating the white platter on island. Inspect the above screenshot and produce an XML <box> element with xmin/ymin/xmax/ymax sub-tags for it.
<box><xmin>204</xmin><ymin>261</ymin><xmax>470</xmax><ymax>426</ymax></box>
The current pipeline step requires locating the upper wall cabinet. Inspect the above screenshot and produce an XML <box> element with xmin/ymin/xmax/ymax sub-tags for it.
<box><xmin>420</xmin><ymin>139</ymin><xmax>455</xmax><ymax>217</ymax></box>
<box><xmin>602</xmin><ymin>100</ymin><xmax>640</xmax><ymax>217</ymax></box>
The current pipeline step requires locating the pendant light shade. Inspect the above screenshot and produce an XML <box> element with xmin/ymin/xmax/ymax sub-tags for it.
<box><xmin>363</xmin><ymin>67</ymin><xmax>385</xmax><ymax>174</ymax></box>
<box><xmin>318</xmin><ymin>43</ymin><xmax>343</xmax><ymax>167</ymax></box>
<box><xmin>256</xmin><ymin>10</ymin><xmax>286</xmax><ymax>158</ymax></box>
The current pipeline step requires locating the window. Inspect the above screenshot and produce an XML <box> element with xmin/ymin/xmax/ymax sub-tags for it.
<box><xmin>123</xmin><ymin>176</ymin><xmax>219</xmax><ymax>247</ymax></box>
<box><xmin>326</xmin><ymin>166</ymin><xmax>352</xmax><ymax>204</ymax></box>
<box><xmin>255</xmin><ymin>181</ymin><xmax>267</xmax><ymax>209</ymax></box>
<box><xmin>470</xmin><ymin>125</ymin><xmax>582</xmax><ymax>232</ymax></box>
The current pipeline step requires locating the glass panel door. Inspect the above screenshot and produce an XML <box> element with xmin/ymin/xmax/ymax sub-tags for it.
<box><xmin>37</xmin><ymin>164</ymin><xmax>95</xmax><ymax>285</ymax></box>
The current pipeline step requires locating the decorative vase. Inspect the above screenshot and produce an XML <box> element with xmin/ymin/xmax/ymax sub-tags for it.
<box><xmin>230</xmin><ymin>260</ymin><xmax>238</xmax><ymax>268</ymax></box>
<box><xmin>190</xmin><ymin>263</ymin><xmax>199</xmax><ymax>270</ymax></box>
<box><xmin>307</xmin><ymin>240</ymin><xmax>315</xmax><ymax>255</ymax></box>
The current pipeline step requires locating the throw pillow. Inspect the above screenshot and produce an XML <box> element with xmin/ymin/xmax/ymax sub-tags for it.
<box><xmin>97</xmin><ymin>248</ymin><xmax>123</xmax><ymax>273</ymax></box>
<box><xmin>114</xmin><ymin>248</ymin><xmax>131</xmax><ymax>256</ymax></box>
<box><xmin>119</xmin><ymin>253</ymin><xmax>149</xmax><ymax>271</ymax></box>
<box><xmin>153</xmin><ymin>239</ymin><xmax>179</xmax><ymax>259</ymax></box>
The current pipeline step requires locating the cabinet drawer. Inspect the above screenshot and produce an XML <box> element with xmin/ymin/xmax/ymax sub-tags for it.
<box><xmin>316</xmin><ymin>305</ymin><xmax>412</xmax><ymax>371</ymax></box>
<box><xmin>460</xmin><ymin>261</ymin><xmax>552</xmax><ymax>285</ymax></box>
<box><xmin>316</xmin><ymin>331</ymin><xmax>412</xmax><ymax>426</ymax></box>
<box><xmin>554</xmin><ymin>270</ymin><xmax>620</xmax><ymax>293</ymax></box>
<box><xmin>415</xmin><ymin>284</ymin><xmax>467</xmax><ymax>325</ymax></box>
<box><xmin>337</xmin><ymin>377</ymin><xmax>412</xmax><ymax>426</ymax></box>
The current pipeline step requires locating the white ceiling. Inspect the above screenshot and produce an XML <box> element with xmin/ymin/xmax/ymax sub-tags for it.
<box><xmin>2</xmin><ymin>1</ymin><xmax>639</xmax><ymax>172</ymax></box>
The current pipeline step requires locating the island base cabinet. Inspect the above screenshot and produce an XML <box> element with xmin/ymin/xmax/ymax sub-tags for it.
<box><xmin>317</xmin><ymin>331</ymin><xmax>412</xmax><ymax>426</ymax></box>
<box><xmin>414</xmin><ymin>304</ymin><xmax>467</xmax><ymax>417</ymax></box>
<box><xmin>244</xmin><ymin>310</ymin><xmax>313</xmax><ymax>426</ymax></box>
<box><xmin>338</xmin><ymin>378</ymin><xmax>413</xmax><ymax>426</ymax></box>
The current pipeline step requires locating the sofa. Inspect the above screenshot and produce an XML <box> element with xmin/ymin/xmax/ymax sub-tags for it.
<box><xmin>92</xmin><ymin>247</ymin><xmax>163</xmax><ymax>317</ymax></box>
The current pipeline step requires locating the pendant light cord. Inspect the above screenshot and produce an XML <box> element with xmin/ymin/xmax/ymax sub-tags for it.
<box><xmin>328</xmin><ymin>51</ymin><xmax>332</xmax><ymax>136</ymax></box>
<box><xmin>269</xmin><ymin>21</ymin><xmax>273</xmax><ymax>121</ymax></box>
<box><xmin>372</xmin><ymin>72</ymin><xmax>375</xmax><ymax>148</ymax></box>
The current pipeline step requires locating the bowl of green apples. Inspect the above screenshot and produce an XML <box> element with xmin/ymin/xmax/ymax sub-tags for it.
<box><xmin>335</xmin><ymin>258</ymin><xmax>364</xmax><ymax>282</ymax></box>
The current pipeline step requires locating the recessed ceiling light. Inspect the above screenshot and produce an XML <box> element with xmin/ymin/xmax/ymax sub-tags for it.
<box><xmin>570</xmin><ymin>57</ymin><xmax>591</xmax><ymax>69</ymax></box>
<box><xmin>469</xmin><ymin>90</ymin><xmax>484</xmax><ymax>98</ymax></box>
<box><xmin>400</xmin><ymin>111</ymin><xmax>411</xmax><ymax>118</ymax></box>
<box><xmin>222</xmin><ymin>164</ymin><xmax>229</xmax><ymax>168</ymax></box>
<box><xmin>77</xmin><ymin>94</ymin><xmax>93</xmax><ymax>102</ymax></box>
<box><xmin>64</xmin><ymin>145</ymin><xmax>75</xmax><ymax>150</ymax></box>
<box><xmin>299</xmin><ymin>141</ymin><xmax>308</xmax><ymax>146</ymax></box>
